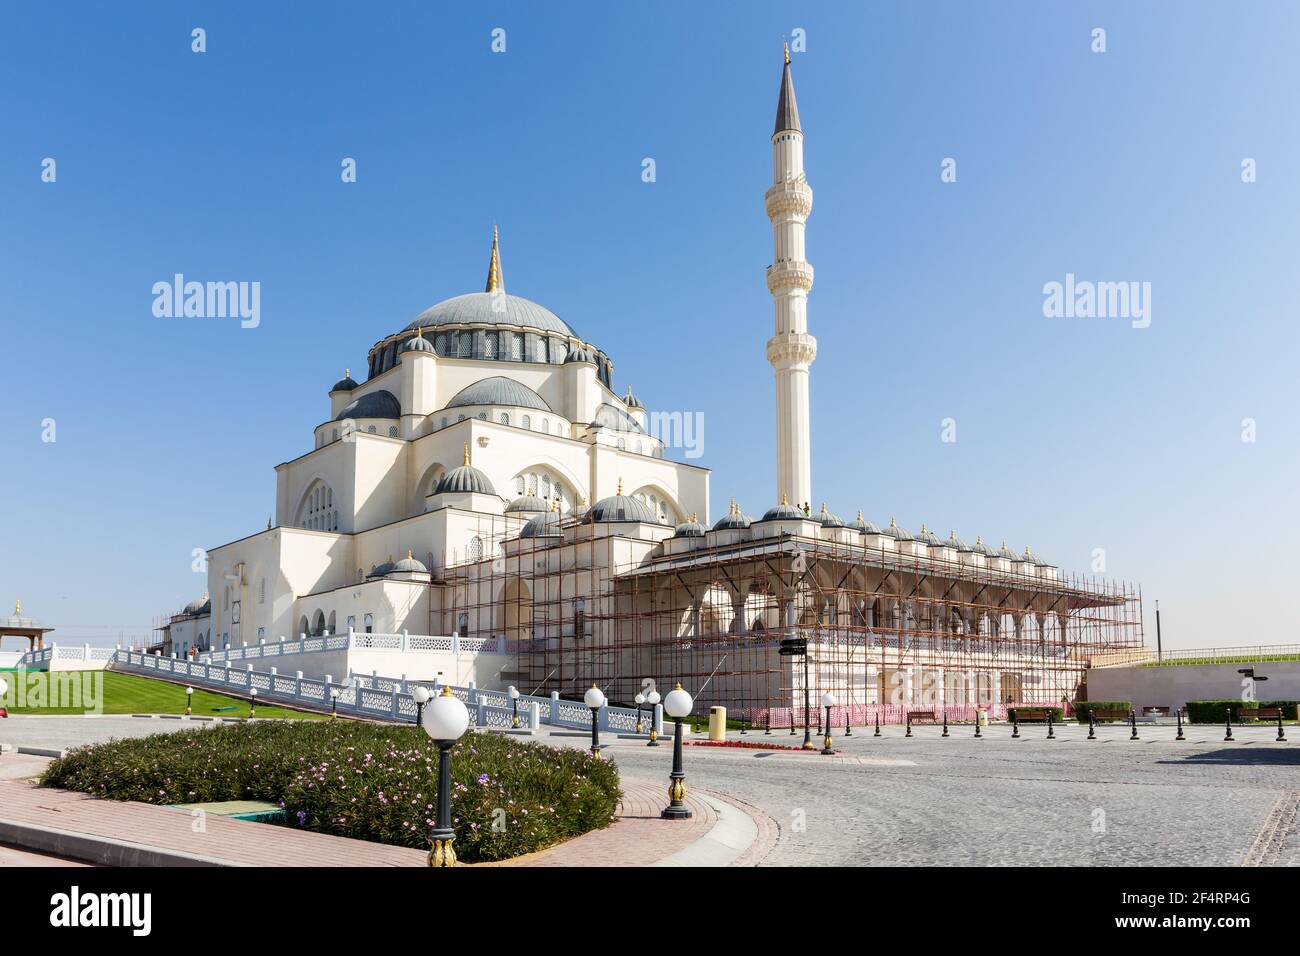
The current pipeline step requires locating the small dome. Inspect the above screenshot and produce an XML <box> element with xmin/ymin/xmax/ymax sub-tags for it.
<box><xmin>972</xmin><ymin>536</ymin><xmax>997</xmax><ymax>557</ymax></box>
<box><xmin>881</xmin><ymin>517</ymin><xmax>913</xmax><ymax>541</ymax></box>
<box><xmin>673</xmin><ymin>513</ymin><xmax>705</xmax><ymax>538</ymax></box>
<box><xmin>565</xmin><ymin>346</ymin><xmax>597</xmax><ymax>365</ymax></box>
<box><xmin>848</xmin><ymin>511</ymin><xmax>879</xmax><ymax>534</ymax></box>
<box><xmin>520</xmin><ymin>510</ymin><xmax>562</xmax><ymax>539</ymax></box>
<box><xmin>402</xmin><ymin>331</ymin><xmax>437</xmax><ymax>354</ymax></box>
<box><xmin>447</xmin><ymin>376</ymin><xmax>552</xmax><ymax>412</ymax></box>
<box><xmin>916</xmin><ymin>524</ymin><xmax>943</xmax><ymax>547</ymax></box>
<box><xmin>997</xmin><ymin>540</ymin><xmax>1018</xmax><ymax>560</ymax></box>
<box><xmin>336</xmin><ymin>390</ymin><xmax>401</xmax><ymax>422</ymax></box>
<box><xmin>623</xmin><ymin>386</ymin><xmax>643</xmax><ymax>409</ymax></box>
<box><xmin>946</xmin><ymin>531</ymin><xmax>969</xmax><ymax>551</ymax></box>
<box><xmin>392</xmin><ymin>551</ymin><xmax>428</xmax><ymax>573</ymax></box>
<box><xmin>183</xmin><ymin>594</ymin><xmax>211</xmax><ymax>616</ymax></box>
<box><xmin>713</xmin><ymin>499</ymin><xmax>752</xmax><ymax>531</ymax></box>
<box><xmin>434</xmin><ymin>444</ymin><xmax>497</xmax><ymax>496</ymax></box>
<box><xmin>585</xmin><ymin>480</ymin><xmax>661</xmax><ymax>523</ymax></box>
<box><xmin>367</xmin><ymin>560</ymin><xmax>396</xmax><ymax>579</ymax></box>
<box><xmin>589</xmin><ymin>403</ymin><xmax>645</xmax><ymax>434</ymax></box>
<box><xmin>760</xmin><ymin>497</ymin><xmax>805</xmax><ymax>522</ymax></box>
<box><xmin>816</xmin><ymin>503</ymin><xmax>843</xmax><ymax>528</ymax></box>
<box><xmin>331</xmin><ymin>370</ymin><xmax>359</xmax><ymax>392</ymax></box>
<box><xmin>505</xmin><ymin>494</ymin><xmax>550</xmax><ymax>514</ymax></box>
<box><xmin>1024</xmin><ymin>546</ymin><xmax>1052</xmax><ymax>567</ymax></box>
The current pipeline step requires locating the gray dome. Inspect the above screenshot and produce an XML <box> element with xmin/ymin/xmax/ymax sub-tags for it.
<box><xmin>565</xmin><ymin>346</ymin><xmax>597</xmax><ymax>365</ymax></box>
<box><xmin>673</xmin><ymin>515</ymin><xmax>705</xmax><ymax>538</ymax></box>
<box><xmin>971</xmin><ymin>536</ymin><xmax>997</xmax><ymax>557</ymax></box>
<box><xmin>520</xmin><ymin>510</ymin><xmax>562</xmax><ymax>538</ymax></box>
<box><xmin>848</xmin><ymin>512</ymin><xmax>879</xmax><ymax>534</ymax></box>
<box><xmin>760</xmin><ymin>499</ymin><xmax>805</xmax><ymax>521</ymax></box>
<box><xmin>881</xmin><ymin>518</ymin><xmax>913</xmax><ymax>541</ymax></box>
<box><xmin>402</xmin><ymin>333</ymin><xmax>437</xmax><ymax>354</ymax></box>
<box><xmin>331</xmin><ymin>373</ymin><xmax>359</xmax><ymax>392</ymax></box>
<box><xmin>183</xmin><ymin>594</ymin><xmax>211</xmax><ymax>616</ymax></box>
<box><xmin>403</xmin><ymin>292</ymin><xmax>578</xmax><ymax>338</ymax></box>
<box><xmin>505</xmin><ymin>494</ymin><xmax>550</xmax><ymax>514</ymax></box>
<box><xmin>1025</xmin><ymin>547</ymin><xmax>1052</xmax><ymax>567</ymax></box>
<box><xmin>916</xmin><ymin>525</ymin><xmax>943</xmax><ymax>547</ymax></box>
<box><xmin>585</xmin><ymin>491</ymin><xmax>660</xmax><ymax>524</ymax></box>
<box><xmin>945</xmin><ymin>531</ymin><xmax>969</xmax><ymax>551</ymax></box>
<box><xmin>367</xmin><ymin>561</ymin><xmax>395</xmax><ymax>579</ymax></box>
<box><xmin>435</xmin><ymin>465</ymin><xmax>496</xmax><ymax>496</ymax></box>
<box><xmin>336</xmin><ymin>390</ymin><xmax>401</xmax><ymax>421</ymax></box>
<box><xmin>447</xmin><ymin>376</ymin><xmax>552</xmax><ymax>412</ymax></box>
<box><xmin>589</xmin><ymin>403</ymin><xmax>645</xmax><ymax>434</ymax></box>
<box><xmin>816</xmin><ymin>504</ymin><xmax>843</xmax><ymax>528</ymax></box>
<box><xmin>623</xmin><ymin>386</ymin><xmax>643</xmax><ymax>409</ymax></box>
<box><xmin>997</xmin><ymin>540</ymin><xmax>1018</xmax><ymax>560</ymax></box>
<box><xmin>392</xmin><ymin>552</ymin><xmax>428</xmax><ymax>573</ymax></box>
<box><xmin>713</xmin><ymin>501</ymin><xmax>752</xmax><ymax>531</ymax></box>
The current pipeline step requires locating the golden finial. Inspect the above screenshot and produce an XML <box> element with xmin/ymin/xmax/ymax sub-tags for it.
<box><xmin>781</xmin><ymin>493</ymin><xmax>789</xmax><ymax>505</ymax></box>
<box><xmin>950</xmin><ymin>530</ymin><xmax>958</xmax><ymax>541</ymax></box>
<box><xmin>407</xmin><ymin>550</ymin><xmax>414</xmax><ymax>560</ymax></box>
<box><xmin>551</xmin><ymin>497</ymin><xmax>559</xmax><ymax>512</ymax></box>
<box><xmin>463</xmin><ymin>442</ymin><xmax>470</xmax><ymax>466</ymax></box>
<box><xmin>485</xmin><ymin>224</ymin><xmax>504</xmax><ymax>293</ymax></box>
<box><xmin>784</xmin><ymin>42</ymin><xmax>790</xmax><ymax>65</ymax></box>
<box><xmin>729</xmin><ymin>496</ymin><xmax>736</xmax><ymax>515</ymax></box>
<box><xmin>1001</xmin><ymin>539</ymin><xmax>1009</xmax><ymax>549</ymax></box>
<box><xmin>889</xmin><ymin>516</ymin><xmax>897</xmax><ymax>528</ymax></box>
<box><xmin>14</xmin><ymin>599</ymin><xmax>20</xmax><ymax>616</ymax></box>
<box><xmin>976</xmin><ymin>535</ymin><xmax>984</xmax><ymax>546</ymax></box>
<box><xmin>820</xmin><ymin>502</ymin><xmax>828</xmax><ymax>514</ymax></box>
<box><xmin>692</xmin><ymin>512</ymin><xmax>698</xmax><ymax>523</ymax></box>
<box><xmin>344</xmin><ymin>367</ymin><xmax>350</xmax><ymax>378</ymax></box>
<box><xmin>617</xmin><ymin>477</ymin><xmax>623</xmax><ymax>496</ymax></box>
<box><xmin>674</xmin><ymin>681</ymin><xmax>683</xmax><ymax>690</ymax></box>
<box><xmin>440</xmin><ymin>685</ymin><xmax>453</xmax><ymax>697</ymax></box>
<box><xmin>857</xmin><ymin>510</ymin><xmax>863</xmax><ymax>521</ymax></box>
<box><xmin>920</xmin><ymin>523</ymin><xmax>928</xmax><ymax>534</ymax></box>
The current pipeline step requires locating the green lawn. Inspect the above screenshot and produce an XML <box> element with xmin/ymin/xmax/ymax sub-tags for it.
<box><xmin>0</xmin><ymin>669</ymin><xmax>325</xmax><ymax>719</ymax></box>
<box><xmin>1137</xmin><ymin>654</ymin><xmax>1300</xmax><ymax>668</ymax></box>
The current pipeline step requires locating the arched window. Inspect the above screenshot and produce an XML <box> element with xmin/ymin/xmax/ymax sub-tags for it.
<box><xmin>469</xmin><ymin>536</ymin><xmax>483</xmax><ymax>562</ymax></box>
<box><xmin>363</xmin><ymin>613</ymin><xmax>373</xmax><ymax>634</ymax></box>
<box><xmin>636</xmin><ymin>441</ymin><xmax>643</xmax><ymax>455</ymax></box>
<box><xmin>499</xmin><ymin>413</ymin><xmax>509</xmax><ymax>425</ymax></box>
<box><xmin>458</xmin><ymin>333</ymin><xmax>472</xmax><ymax>358</ymax></box>
<box><xmin>457</xmin><ymin>414</ymin><xmax>466</xmax><ymax>422</ymax></box>
<box><xmin>477</xmin><ymin>412</ymin><xmax>486</xmax><ymax>421</ymax></box>
<box><xmin>539</xmin><ymin>418</ymin><xmax>546</xmax><ymax>432</ymax></box>
<box><xmin>332</xmin><ymin>428</ymin><xmax>339</xmax><ymax>442</ymax></box>
<box><xmin>484</xmin><ymin>331</ymin><xmax>497</xmax><ymax>359</ymax></box>
<box><xmin>296</xmin><ymin>479</ymin><xmax>337</xmax><ymax>530</ymax></box>
<box><xmin>258</xmin><ymin>578</ymin><xmax>266</xmax><ymax>604</ymax></box>
<box><xmin>516</xmin><ymin>476</ymin><xmax>526</xmax><ymax>495</ymax></box>
<box><xmin>510</xmin><ymin>333</ymin><xmax>524</xmax><ymax>361</ymax></box>
<box><xmin>435</xmin><ymin>333</ymin><xmax>448</xmax><ymax>354</ymax></box>
<box><xmin>367</xmin><ymin>425</ymin><xmax>377</xmax><ymax>434</ymax></box>
<box><xmin>440</xmin><ymin>417</ymin><xmax>448</xmax><ymax>429</ymax></box>
<box><xmin>522</xmin><ymin>415</ymin><xmax>531</xmax><ymax>430</ymax></box>
<box><xmin>542</xmin><ymin>476</ymin><xmax>551</xmax><ymax>499</ymax></box>
<box><xmin>388</xmin><ymin>425</ymin><xmax>399</xmax><ymax>437</ymax></box>
<box><xmin>617</xmin><ymin>438</ymin><xmax>626</xmax><ymax>450</ymax></box>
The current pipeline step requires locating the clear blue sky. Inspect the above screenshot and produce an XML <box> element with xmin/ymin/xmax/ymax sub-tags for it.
<box><xmin>2</xmin><ymin>2</ymin><xmax>1296</xmax><ymax>649</ymax></box>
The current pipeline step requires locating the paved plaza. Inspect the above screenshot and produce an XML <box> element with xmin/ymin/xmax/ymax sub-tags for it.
<box><xmin>3</xmin><ymin>714</ymin><xmax>1298</xmax><ymax>866</ymax></box>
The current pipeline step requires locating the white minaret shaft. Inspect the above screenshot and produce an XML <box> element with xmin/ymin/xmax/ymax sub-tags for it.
<box><xmin>766</xmin><ymin>46</ymin><xmax>816</xmax><ymax>507</ymax></box>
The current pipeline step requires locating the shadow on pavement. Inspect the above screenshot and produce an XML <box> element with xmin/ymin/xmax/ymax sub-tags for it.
<box><xmin>1159</xmin><ymin>747</ymin><xmax>1300</xmax><ymax>766</ymax></box>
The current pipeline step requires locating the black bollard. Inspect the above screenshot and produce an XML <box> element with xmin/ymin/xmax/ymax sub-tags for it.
<box><xmin>1175</xmin><ymin>707</ymin><xmax>1185</xmax><ymax>741</ymax></box>
<box><xmin>874</xmin><ymin>713</ymin><xmax>881</xmax><ymax>737</ymax></box>
<box><xmin>905</xmin><ymin>712</ymin><xmax>913</xmax><ymax>738</ymax></box>
<box><xmin>845</xmin><ymin>710</ymin><xmax>852</xmax><ymax>737</ymax></box>
<box><xmin>790</xmin><ymin>706</ymin><xmax>796</xmax><ymax>736</ymax></box>
<box><xmin>765</xmin><ymin>709</ymin><xmax>771</xmax><ymax>736</ymax></box>
<box><xmin>1224</xmin><ymin>709</ymin><xmax>1234</xmax><ymax>742</ymax></box>
<box><xmin>942</xmin><ymin>710</ymin><xmax>949</xmax><ymax>738</ymax></box>
<box><xmin>1012</xmin><ymin>712</ymin><xmax>1020</xmax><ymax>739</ymax></box>
<box><xmin>1129</xmin><ymin>710</ymin><xmax>1139</xmax><ymax>741</ymax></box>
<box><xmin>974</xmin><ymin>712</ymin><xmax>983</xmax><ymax>739</ymax></box>
<box><xmin>1087</xmin><ymin>710</ymin><xmax>1096</xmax><ymax>740</ymax></box>
<box><xmin>740</xmin><ymin>712</ymin><xmax>747</xmax><ymax>735</ymax></box>
<box><xmin>1046</xmin><ymin>711</ymin><xmax>1055</xmax><ymax>740</ymax></box>
<box><xmin>1277</xmin><ymin>710</ymin><xmax>1287</xmax><ymax>743</ymax></box>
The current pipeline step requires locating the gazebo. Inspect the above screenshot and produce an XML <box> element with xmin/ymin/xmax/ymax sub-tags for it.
<box><xmin>0</xmin><ymin>600</ymin><xmax>54</xmax><ymax>655</ymax></box>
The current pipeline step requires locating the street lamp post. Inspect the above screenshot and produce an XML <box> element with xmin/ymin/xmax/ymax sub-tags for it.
<box><xmin>412</xmin><ymin>685</ymin><xmax>430</xmax><ymax>726</ymax></box>
<box><xmin>662</xmin><ymin>683</ymin><xmax>694</xmax><ymax>820</ymax></box>
<box><xmin>185</xmin><ymin>685</ymin><xmax>193</xmax><ymax>717</ymax></box>
<box><xmin>584</xmin><ymin>684</ymin><xmax>606</xmax><ymax>758</ymax></box>
<box><xmin>509</xmin><ymin>685</ymin><xmax>521</xmax><ymax>728</ymax></box>
<box><xmin>646</xmin><ymin>689</ymin><xmax>661</xmax><ymax>746</ymax></box>
<box><xmin>248</xmin><ymin>686</ymin><xmax>257</xmax><ymax>718</ymax></box>
<box><xmin>0</xmin><ymin>677</ymin><xmax>8</xmax><ymax>727</ymax></box>
<box><xmin>329</xmin><ymin>686</ymin><xmax>340</xmax><ymax>718</ymax></box>
<box><xmin>421</xmin><ymin>686</ymin><xmax>470</xmax><ymax>867</ymax></box>
<box><xmin>821</xmin><ymin>691</ymin><xmax>836</xmax><ymax>755</ymax></box>
<box><xmin>634</xmin><ymin>692</ymin><xmax>645</xmax><ymax>734</ymax></box>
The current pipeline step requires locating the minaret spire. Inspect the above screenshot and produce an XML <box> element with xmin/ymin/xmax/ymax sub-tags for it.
<box><xmin>485</xmin><ymin>224</ymin><xmax>504</xmax><ymax>294</ymax></box>
<box><xmin>766</xmin><ymin>47</ymin><xmax>816</xmax><ymax>506</ymax></box>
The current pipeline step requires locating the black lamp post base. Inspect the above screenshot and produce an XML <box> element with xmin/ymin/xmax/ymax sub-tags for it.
<box><xmin>661</xmin><ymin>804</ymin><xmax>693</xmax><ymax>820</ymax></box>
<box><xmin>427</xmin><ymin>833</ymin><xmax>456</xmax><ymax>867</ymax></box>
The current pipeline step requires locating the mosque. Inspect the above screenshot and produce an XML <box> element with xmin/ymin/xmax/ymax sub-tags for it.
<box><xmin>163</xmin><ymin>50</ymin><xmax>1141</xmax><ymax>717</ymax></box>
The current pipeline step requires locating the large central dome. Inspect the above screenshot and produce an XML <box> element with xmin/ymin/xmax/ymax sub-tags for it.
<box><xmin>401</xmin><ymin>292</ymin><xmax>577</xmax><ymax>338</ymax></box>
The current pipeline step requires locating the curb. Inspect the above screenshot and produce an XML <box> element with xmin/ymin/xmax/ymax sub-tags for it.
<box><xmin>0</xmin><ymin>819</ymin><xmax>243</xmax><ymax>868</ymax></box>
<box><xmin>649</xmin><ymin>790</ymin><xmax>760</xmax><ymax>867</ymax></box>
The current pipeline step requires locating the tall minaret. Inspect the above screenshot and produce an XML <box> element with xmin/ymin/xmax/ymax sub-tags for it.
<box><xmin>766</xmin><ymin>44</ymin><xmax>816</xmax><ymax>507</ymax></box>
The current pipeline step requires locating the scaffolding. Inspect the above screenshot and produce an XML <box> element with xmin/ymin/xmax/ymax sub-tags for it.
<box><xmin>432</xmin><ymin>511</ymin><xmax>1143</xmax><ymax>723</ymax></box>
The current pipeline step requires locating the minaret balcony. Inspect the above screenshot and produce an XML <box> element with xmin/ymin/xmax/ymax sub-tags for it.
<box><xmin>766</xmin><ymin>332</ymin><xmax>818</xmax><ymax>367</ymax></box>
<box><xmin>765</xmin><ymin>180</ymin><xmax>813</xmax><ymax>219</ymax></box>
<box><xmin>766</xmin><ymin>260</ymin><xmax>815</xmax><ymax>293</ymax></box>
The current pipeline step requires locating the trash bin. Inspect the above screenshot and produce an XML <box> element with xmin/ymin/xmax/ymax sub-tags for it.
<box><xmin>976</xmin><ymin>707</ymin><xmax>989</xmax><ymax>727</ymax></box>
<box><xmin>709</xmin><ymin>705</ymin><xmax>728</xmax><ymax>742</ymax></box>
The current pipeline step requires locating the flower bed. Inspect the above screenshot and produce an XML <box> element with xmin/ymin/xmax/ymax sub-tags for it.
<box><xmin>40</xmin><ymin>721</ymin><xmax>620</xmax><ymax>862</ymax></box>
<box><xmin>685</xmin><ymin>739</ymin><xmax>819</xmax><ymax>752</ymax></box>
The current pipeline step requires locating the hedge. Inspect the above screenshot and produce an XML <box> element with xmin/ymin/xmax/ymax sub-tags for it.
<box><xmin>1184</xmin><ymin>700</ymin><xmax>1299</xmax><ymax>724</ymax></box>
<box><xmin>40</xmin><ymin>720</ymin><xmax>621</xmax><ymax>862</ymax></box>
<box><xmin>1073</xmin><ymin>701</ymin><xmax>1133</xmax><ymax>723</ymax></box>
<box><xmin>1007</xmin><ymin>705</ymin><xmax>1064</xmax><ymax>722</ymax></box>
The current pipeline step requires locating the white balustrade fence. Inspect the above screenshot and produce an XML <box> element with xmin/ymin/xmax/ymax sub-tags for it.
<box><xmin>200</xmin><ymin>629</ymin><xmax>500</xmax><ymax>665</ymax></box>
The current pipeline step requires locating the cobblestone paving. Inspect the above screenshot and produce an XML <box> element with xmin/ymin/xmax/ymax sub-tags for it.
<box><xmin>562</xmin><ymin>723</ymin><xmax>1298</xmax><ymax>866</ymax></box>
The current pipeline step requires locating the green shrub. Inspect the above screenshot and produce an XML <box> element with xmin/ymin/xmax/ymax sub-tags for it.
<box><xmin>40</xmin><ymin>721</ymin><xmax>620</xmax><ymax>862</ymax></box>
<box><xmin>1184</xmin><ymin>700</ymin><xmax>1299</xmax><ymax>724</ymax></box>
<box><xmin>1007</xmin><ymin>705</ymin><xmax>1063</xmax><ymax>722</ymax></box>
<box><xmin>1074</xmin><ymin>701</ymin><xmax>1133</xmax><ymax>723</ymax></box>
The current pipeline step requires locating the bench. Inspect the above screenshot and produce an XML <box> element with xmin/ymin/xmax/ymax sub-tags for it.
<box><xmin>1091</xmin><ymin>708</ymin><xmax>1131</xmax><ymax>722</ymax></box>
<box><xmin>1235</xmin><ymin>707</ymin><xmax>1282</xmax><ymax>721</ymax></box>
<box><xmin>1012</xmin><ymin>708</ymin><xmax>1051</xmax><ymax>722</ymax></box>
<box><xmin>907</xmin><ymin>710</ymin><xmax>937</xmax><ymax>724</ymax></box>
